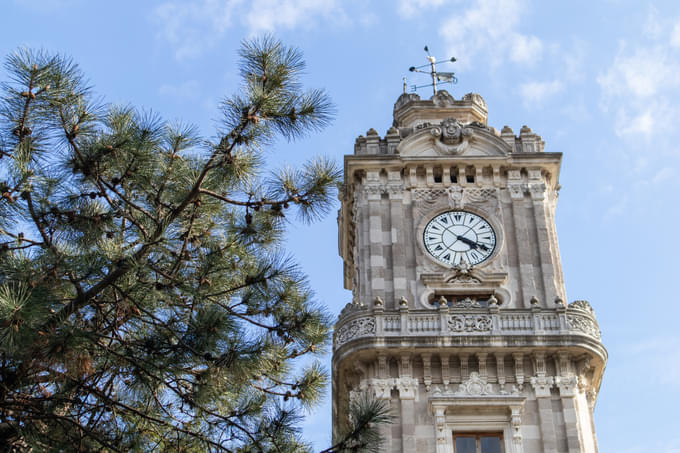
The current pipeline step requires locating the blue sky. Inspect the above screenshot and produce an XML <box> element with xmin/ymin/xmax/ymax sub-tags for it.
<box><xmin>3</xmin><ymin>0</ymin><xmax>680</xmax><ymax>451</ymax></box>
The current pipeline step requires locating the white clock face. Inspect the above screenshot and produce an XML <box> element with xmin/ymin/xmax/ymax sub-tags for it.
<box><xmin>423</xmin><ymin>210</ymin><xmax>496</xmax><ymax>266</ymax></box>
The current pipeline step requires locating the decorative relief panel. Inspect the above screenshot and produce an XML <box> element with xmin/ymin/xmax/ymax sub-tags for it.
<box><xmin>334</xmin><ymin>316</ymin><xmax>375</xmax><ymax>348</ymax></box>
<box><xmin>430</xmin><ymin>372</ymin><xmax>520</xmax><ymax>397</ymax></box>
<box><xmin>352</xmin><ymin>377</ymin><xmax>419</xmax><ymax>401</ymax></box>
<box><xmin>413</xmin><ymin>187</ymin><xmax>499</xmax><ymax>217</ymax></box>
<box><xmin>448</xmin><ymin>315</ymin><xmax>492</xmax><ymax>333</ymax></box>
<box><xmin>455</xmin><ymin>372</ymin><xmax>493</xmax><ymax>395</ymax></box>
<box><xmin>567</xmin><ymin>314</ymin><xmax>601</xmax><ymax>340</ymax></box>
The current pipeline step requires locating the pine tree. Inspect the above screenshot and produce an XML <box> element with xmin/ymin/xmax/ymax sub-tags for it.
<box><xmin>0</xmin><ymin>37</ymin><xmax>388</xmax><ymax>452</ymax></box>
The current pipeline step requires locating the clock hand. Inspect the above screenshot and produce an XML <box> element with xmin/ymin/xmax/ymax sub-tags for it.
<box><xmin>456</xmin><ymin>235</ymin><xmax>479</xmax><ymax>249</ymax></box>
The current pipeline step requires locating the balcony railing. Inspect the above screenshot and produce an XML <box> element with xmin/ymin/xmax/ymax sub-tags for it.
<box><xmin>333</xmin><ymin>300</ymin><xmax>602</xmax><ymax>351</ymax></box>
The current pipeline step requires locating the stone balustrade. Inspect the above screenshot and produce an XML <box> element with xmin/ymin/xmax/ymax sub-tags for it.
<box><xmin>333</xmin><ymin>300</ymin><xmax>603</xmax><ymax>354</ymax></box>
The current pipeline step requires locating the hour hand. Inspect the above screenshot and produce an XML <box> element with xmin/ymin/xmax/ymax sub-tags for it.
<box><xmin>456</xmin><ymin>235</ymin><xmax>478</xmax><ymax>249</ymax></box>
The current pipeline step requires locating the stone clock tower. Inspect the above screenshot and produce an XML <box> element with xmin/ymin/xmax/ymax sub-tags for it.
<box><xmin>332</xmin><ymin>91</ymin><xmax>606</xmax><ymax>453</ymax></box>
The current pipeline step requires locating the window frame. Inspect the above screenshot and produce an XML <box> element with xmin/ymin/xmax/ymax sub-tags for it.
<box><xmin>453</xmin><ymin>432</ymin><xmax>505</xmax><ymax>453</ymax></box>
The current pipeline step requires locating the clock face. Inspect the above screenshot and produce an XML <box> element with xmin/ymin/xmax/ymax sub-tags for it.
<box><xmin>423</xmin><ymin>210</ymin><xmax>496</xmax><ymax>266</ymax></box>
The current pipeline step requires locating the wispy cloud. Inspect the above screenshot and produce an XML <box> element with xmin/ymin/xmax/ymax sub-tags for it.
<box><xmin>244</xmin><ymin>0</ymin><xmax>345</xmax><ymax>33</ymax></box>
<box><xmin>397</xmin><ymin>0</ymin><xmax>447</xmax><ymax>18</ymax></box>
<box><xmin>437</xmin><ymin>0</ymin><xmax>543</xmax><ymax>69</ymax></box>
<box><xmin>519</xmin><ymin>79</ymin><xmax>563</xmax><ymax>105</ymax></box>
<box><xmin>153</xmin><ymin>0</ymin><xmax>348</xmax><ymax>60</ymax></box>
<box><xmin>153</xmin><ymin>0</ymin><xmax>242</xmax><ymax>60</ymax></box>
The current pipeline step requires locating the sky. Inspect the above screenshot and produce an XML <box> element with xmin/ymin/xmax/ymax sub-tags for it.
<box><xmin>2</xmin><ymin>0</ymin><xmax>680</xmax><ymax>451</ymax></box>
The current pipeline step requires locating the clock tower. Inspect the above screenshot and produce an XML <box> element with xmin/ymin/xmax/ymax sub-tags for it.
<box><xmin>332</xmin><ymin>91</ymin><xmax>606</xmax><ymax>453</ymax></box>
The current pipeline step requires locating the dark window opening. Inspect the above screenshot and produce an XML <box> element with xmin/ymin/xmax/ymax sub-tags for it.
<box><xmin>433</xmin><ymin>166</ymin><xmax>443</xmax><ymax>183</ymax></box>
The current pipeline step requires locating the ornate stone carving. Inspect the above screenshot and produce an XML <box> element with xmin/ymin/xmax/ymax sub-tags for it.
<box><xmin>334</xmin><ymin>316</ymin><xmax>375</xmax><ymax>348</ymax></box>
<box><xmin>567</xmin><ymin>314</ymin><xmax>601</xmax><ymax>340</ymax></box>
<box><xmin>432</xmin><ymin>118</ymin><xmax>474</xmax><ymax>154</ymax></box>
<box><xmin>465</xmin><ymin>188</ymin><xmax>497</xmax><ymax>203</ymax></box>
<box><xmin>529</xmin><ymin>375</ymin><xmax>554</xmax><ymax>398</ymax></box>
<box><xmin>448</xmin><ymin>186</ymin><xmax>463</xmax><ymax>208</ymax></box>
<box><xmin>413</xmin><ymin>188</ymin><xmax>448</xmax><ymax>217</ymax></box>
<box><xmin>433</xmin><ymin>90</ymin><xmax>455</xmax><ymax>107</ymax></box>
<box><xmin>529</xmin><ymin>182</ymin><xmax>546</xmax><ymax>200</ymax></box>
<box><xmin>456</xmin><ymin>372</ymin><xmax>493</xmax><ymax>395</ymax></box>
<box><xmin>358</xmin><ymin>376</ymin><xmax>420</xmax><ymax>401</ymax></box>
<box><xmin>448</xmin><ymin>315</ymin><xmax>492</xmax><ymax>332</ymax></box>
<box><xmin>365</xmin><ymin>378</ymin><xmax>393</xmax><ymax>400</ymax></box>
<box><xmin>338</xmin><ymin>301</ymin><xmax>367</xmax><ymax>319</ymax></box>
<box><xmin>510</xmin><ymin>406</ymin><xmax>523</xmax><ymax>445</ymax></box>
<box><xmin>361</xmin><ymin>182</ymin><xmax>404</xmax><ymax>197</ymax></box>
<box><xmin>434</xmin><ymin>406</ymin><xmax>447</xmax><ymax>447</ymax></box>
<box><xmin>447</xmin><ymin>274</ymin><xmax>482</xmax><ymax>285</ymax></box>
<box><xmin>443</xmin><ymin>260</ymin><xmax>483</xmax><ymax>285</ymax></box>
<box><xmin>554</xmin><ymin>375</ymin><xmax>578</xmax><ymax>397</ymax></box>
<box><xmin>450</xmin><ymin>297</ymin><xmax>482</xmax><ymax>309</ymax></box>
<box><xmin>513</xmin><ymin>353</ymin><xmax>525</xmax><ymax>390</ymax></box>
<box><xmin>422</xmin><ymin>353</ymin><xmax>432</xmax><ymax>391</ymax></box>
<box><xmin>396</xmin><ymin>376</ymin><xmax>419</xmax><ymax>400</ymax></box>
<box><xmin>462</xmin><ymin>92</ymin><xmax>487</xmax><ymax>110</ymax></box>
<box><xmin>508</xmin><ymin>183</ymin><xmax>524</xmax><ymax>199</ymax></box>
<box><xmin>413</xmin><ymin>188</ymin><xmax>448</xmax><ymax>201</ymax></box>
<box><xmin>568</xmin><ymin>300</ymin><xmax>595</xmax><ymax>315</ymax></box>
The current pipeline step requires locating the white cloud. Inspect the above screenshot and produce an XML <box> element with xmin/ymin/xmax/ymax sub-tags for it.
<box><xmin>397</xmin><ymin>0</ymin><xmax>447</xmax><ymax>18</ymax></box>
<box><xmin>598</xmin><ymin>45</ymin><xmax>680</xmax><ymax>99</ymax></box>
<box><xmin>671</xmin><ymin>20</ymin><xmax>680</xmax><ymax>48</ymax></box>
<box><xmin>153</xmin><ymin>0</ymin><xmax>242</xmax><ymax>60</ymax></box>
<box><xmin>519</xmin><ymin>79</ymin><xmax>563</xmax><ymax>105</ymax></box>
<box><xmin>598</xmin><ymin>17</ymin><xmax>680</xmax><ymax>139</ymax></box>
<box><xmin>652</xmin><ymin>167</ymin><xmax>674</xmax><ymax>184</ymax></box>
<box><xmin>643</xmin><ymin>6</ymin><xmax>663</xmax><ymax>39</ymax></box>
<box><xmin>244</xmin><ymin>0</ymin><xmax>345</xmax><ymax>33</ymax></box>
<box><xmin>509</xmin><ymin>34</ymin><xmax>543</xmax><ymax>63</ymax></box>
<box><xmin>560</xmin><ymin>39</ymin><xmax>588</xmax><ymax>82</ymax></box>
<box><xmin>437</xmin><ymin>0</ymin><xmax>542</xmax><ymax>69</ymax></box>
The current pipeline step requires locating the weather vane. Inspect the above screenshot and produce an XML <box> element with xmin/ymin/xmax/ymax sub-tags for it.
<box><xmin>407</xmin><ymin>46</ymin><xmax>457</xmax><ymax>95</ymax></box>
